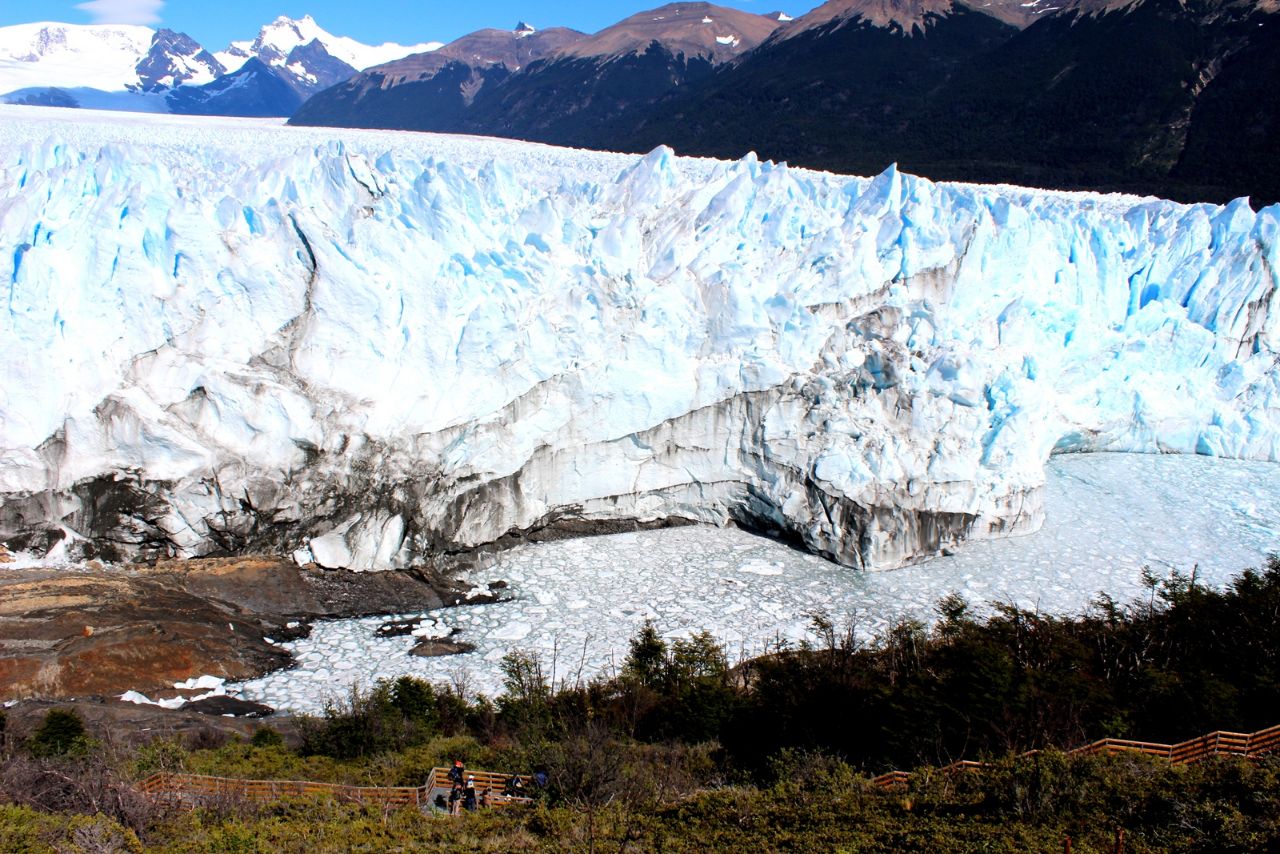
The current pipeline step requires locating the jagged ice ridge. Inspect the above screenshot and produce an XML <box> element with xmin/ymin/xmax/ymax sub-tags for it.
<box><xmin>0</xmin><ymin>108</ymin><xmax>1277</xmax><ymax>571</ymax></box>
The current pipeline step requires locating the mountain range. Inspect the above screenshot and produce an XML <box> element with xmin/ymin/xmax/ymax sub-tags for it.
<box><xmin>598</xmin><ymin>0</ymin><xmax>1280</xmax><ymax>204</ymax></box>
<box><xmin>294</xmin><ymin>0</ymin><xmax>1279</xmax><ymax>205</ymax></box>
<box><xmin>2</xmin><ymin>0</ymin><xmax>1276</xmax><ymax>203</ymax></box>
<box><xmin>0</xmin><ymin>16</ymin><xmax>440</xmax><ymax>117</ymax></box>
<box><xmin>292</xmin><ymin>3</ymin><xmax>786</xmax><ymax>136</ymax></box>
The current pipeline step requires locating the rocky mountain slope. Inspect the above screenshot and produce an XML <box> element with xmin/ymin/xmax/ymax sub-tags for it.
<box><xmin>165</xmin><ymin>58</ymin><xmax>307</xmax><ymax>118</ymax></box>
<box><xmin>451</xmin><ymin>3</ymin><xmax>782</xmax><ymax>146</ymax></box>
<box><xmin>290</xmin><ymin>23</ymin><xmax>588</xmax><ymax>130</ymax></box>
<box><xmin>1</xmin><ymin>110</ymin><xmax>1276</xmax><ymax>572</ymax></box>
<box><xmin>293</xmin><ymin>3</ymin><xmax>780</xmax><ymax>139</ymax></box>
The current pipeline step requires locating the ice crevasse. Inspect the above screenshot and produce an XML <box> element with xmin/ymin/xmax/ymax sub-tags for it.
<box><xmin>0</xmin><ymin>112</ymin><xmax>1277</xmax><ymax>571</ymax></box>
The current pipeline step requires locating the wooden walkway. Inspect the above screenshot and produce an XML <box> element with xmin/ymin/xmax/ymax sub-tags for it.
<box><xmin>869</xmin><ymin>721</ymin><xmax>1280</xmax><ymax>789</ymax></box>
<box><xmin>137</xmin><ymin>766</ymin><xmax>533</xmax><ymax>812</ymax></box>
<box><xmin>137</xmin><ymin>772</ymin><xmax>427</xmax><ymax>809</ymax></box>
<box><xmin>136</xmin><ymin>722</ymin><xmax>1280</xmax><ymax>809</ymax></box>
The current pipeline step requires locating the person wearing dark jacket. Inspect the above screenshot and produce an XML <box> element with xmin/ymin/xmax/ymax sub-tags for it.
<box><xmin>463</xmin><ymin>776</ymin><xmax>478</xmax><ymax>811</ymax></box>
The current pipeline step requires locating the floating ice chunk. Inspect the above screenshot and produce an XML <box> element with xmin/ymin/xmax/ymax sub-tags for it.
<box><xmin>490</xmin><ymin>621</ymin><xmax>532</xmax><ymax>641</ymax></box>
<box><xmin>411</xmin><ymin>619</ymin><xmax>451</xmax><ymax>639</ymax></box>
<box><xmin>173</xmin><ymin>675</ymin><xmax>225</xmax><ymax>691</ymax></box>
<box><xmin>739</xmin><ymin>560</ymin><xmax>784</xmax><ymax>576</ymax></box>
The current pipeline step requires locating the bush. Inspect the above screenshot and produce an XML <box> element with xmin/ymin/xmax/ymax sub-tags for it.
<box><xmin>132</xmin><ymin>737</ymin><xmax>187</xmax><ymax>776</ymax></box>
<box><xmin>27</xmin><ymin>709</ymin><xmax>88</xmax><ymax>759</ymax></box>
<box><xmin>250</xmin><ymin>727</ymin><xmax>284</xmax><ymax>749</ymax></box>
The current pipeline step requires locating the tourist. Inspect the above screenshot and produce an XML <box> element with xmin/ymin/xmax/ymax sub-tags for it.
<box><xmin>448</xmin><ymin>783</ymin><xmax>462</xmax><ymax>815</ymax></box>
<box><xmin>463</xmin><ymin>776</ymin><xmax>478</xmax><ymax>811</ymax></box>
<box><xmin>448</xmin><ymin>759</ymin><xmax>465</xmax><ymax>786</ymax></box>
<box><xmin>503</xmin><ymin>774</ymin><xmax>524</xmax><ymax>797</ymax></box>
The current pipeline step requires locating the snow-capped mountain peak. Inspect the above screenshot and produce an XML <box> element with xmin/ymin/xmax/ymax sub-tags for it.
<box><xmin>262</xmin><ymin>14</ymin><xmax>325</xmax><ymax>54</ymax></box>
<box><xmin>0</xmin><ymin>22</ymin><xmax>155</xmax><ymax>92</ymax></box>
<box><xmin>135</xmin><ymin>29</ymin><xmax>224</xmax><ymax>92</ymax></box>
<box><xmin>0</xmin><ymin>15</ymin><xmax>444</xmax><ymax>119</ymax></box>
<box><xmin>0</xmin><ymin>21</ymin><xmax>223</xmax><ymax>106</ymax></box>
<box><xmin>215</xmin><ymin>15</ymin><xmax>441</xmax><ymax>74</ymax></box>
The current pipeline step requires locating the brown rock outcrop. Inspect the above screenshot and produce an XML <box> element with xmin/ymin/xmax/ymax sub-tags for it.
<box><xmin>0</xmin><ymin>556</ymin><xmax>470</xmax><ymax>702</ymax></box>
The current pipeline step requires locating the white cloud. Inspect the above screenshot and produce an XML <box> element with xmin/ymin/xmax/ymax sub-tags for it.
<box><xmin>75</xmin><ymin>0</ymin><xmax>165</xmax><ymax>25</ymax></box>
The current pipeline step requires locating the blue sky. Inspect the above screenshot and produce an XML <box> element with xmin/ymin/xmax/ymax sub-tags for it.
<box><xmin>7</xmin><ymin>1</ymin><xmax>809</xmax><ymax>50</ymax></box>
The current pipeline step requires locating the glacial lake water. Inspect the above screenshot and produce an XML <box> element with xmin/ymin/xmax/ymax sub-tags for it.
<box><xmin>230</xmin><ymin>452</ymin><xmax>1280</xmax><ymax>712</ymax></box>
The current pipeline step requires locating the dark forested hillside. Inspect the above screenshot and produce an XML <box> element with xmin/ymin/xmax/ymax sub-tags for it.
<box><xmin>599</xmin><ymin>8</ymin><xmax>1021</xmax><ymax>172</ymax></box>
<box><xmin>289</xmin><ymin>26</ymin><xmax>587</xmax><ymax>131</ymax></box>
<box><xmin>456</xmin><ymin>47</ymin><xmax>720</xmax><ymax>146</ymax></box>
<box><xmin>611</xmin><ymin>0</ymin><xmax>1280</xmax><ymax>204</ymax></box>
<box><xmin>292</xmin><ymin>0</ymin><xmax>1280</xmax><ymax>206</ymax></box>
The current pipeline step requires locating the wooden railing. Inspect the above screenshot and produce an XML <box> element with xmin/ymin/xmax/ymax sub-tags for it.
<box><xmin>869</xmin><ymin>721</ymin><xmax>1280</xmax><ymax>790</ymax></box>
<box><xmin>138</xmin><ymin>766</ymin><xmax>534</xmax><ymax>811</ymax></box>
<box><xmin>138</xmin><ymin>724</ymin><xmax>1280</xmax><ymax>807</ymax></box>
<box><xmin>424</xmin><ymin>767</ymin><xmax>534</xmax><ymax>807</ymax></box>
<box><xmin>138</xmin><ymin>772</ymin><xmax>424</xmax><ymax>807</ymax></box>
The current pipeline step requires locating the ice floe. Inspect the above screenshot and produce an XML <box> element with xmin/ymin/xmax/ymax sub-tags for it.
<box><xmin>229</xmin><ymin>452</ymin><xmax>1280</xmax><ymax>712</ymax></box>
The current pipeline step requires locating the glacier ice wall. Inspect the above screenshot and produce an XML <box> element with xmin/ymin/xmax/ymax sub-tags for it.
<box><xmin>0</xmin><ymin>109</ymin><xmax>1277</xmax><ymax>570</ymax></box>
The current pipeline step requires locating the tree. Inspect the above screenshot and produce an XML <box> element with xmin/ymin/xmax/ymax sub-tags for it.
<box><xmin>28</xmin><ymin>709</ymin><xmax>88</xmax><ymax>758</ymax></box>
<box><xmin>623</xmin><ymin>620</ymin><xmax>667</xmax><ymax>689</ymax></box>
<box><xmin>498</xmin><ymin>650</ymin><xmax>553</xmax><ymax>735</ymax></box>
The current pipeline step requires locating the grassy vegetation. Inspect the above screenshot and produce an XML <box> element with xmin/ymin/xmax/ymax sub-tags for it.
<box><xmin>3</xmin><ymin>751</ymin><xmax>1276</xmax><ymax>852</ymax></box>
<box><xmin>3</xmin><ymin>558</ymin><xmax>1280</xmax><ymax>851</ymax></box>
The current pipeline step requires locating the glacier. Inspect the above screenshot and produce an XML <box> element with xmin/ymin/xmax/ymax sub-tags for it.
<box><xmin>0</xmin><ymin>106</ymin><xmax>1277</xmax><ymax>571</ymax></box>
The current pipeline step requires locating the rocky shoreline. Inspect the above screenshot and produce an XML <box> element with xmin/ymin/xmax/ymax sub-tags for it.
<box><xmin>0</xmin><ymin>554</ymin><xmax>499</xmax><ymax>708</ymax></box>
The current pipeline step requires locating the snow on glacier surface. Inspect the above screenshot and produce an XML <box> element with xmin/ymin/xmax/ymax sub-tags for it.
<box><xmin>229</xmin><ymin>452</ymin><xmax>1280</xmax><ymax>711</ymax></box>
<box><xmin>0</xmin><ymin>106</ymin><xmax>1278</xmax><ymax>572</ymax></box>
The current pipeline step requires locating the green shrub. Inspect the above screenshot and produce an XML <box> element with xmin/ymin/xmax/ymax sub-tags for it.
<box><xmin>132</xmin><ymin>736</ymin><xmax>188</xmax><ymax>776</ymax></box>
<box><xmin>250</xmin><ymin>727</ymin><xmax>284</xmax><ymax>749</ymax></box>
<box><xmin>27</xmin><ymin>709</ymin><xmax>88</xmax><ymax>758</ymax></box>
<box><xmin>0</xmin><ymin>805</ymin><xmax>141</xmax><ymax>854</ymax></box>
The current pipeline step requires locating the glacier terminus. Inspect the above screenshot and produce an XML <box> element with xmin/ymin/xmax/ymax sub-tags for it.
<box><xmin>1</xmin><ymin>107</ymin><xmax>1277</xmax><ymax>572</ymax></box>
